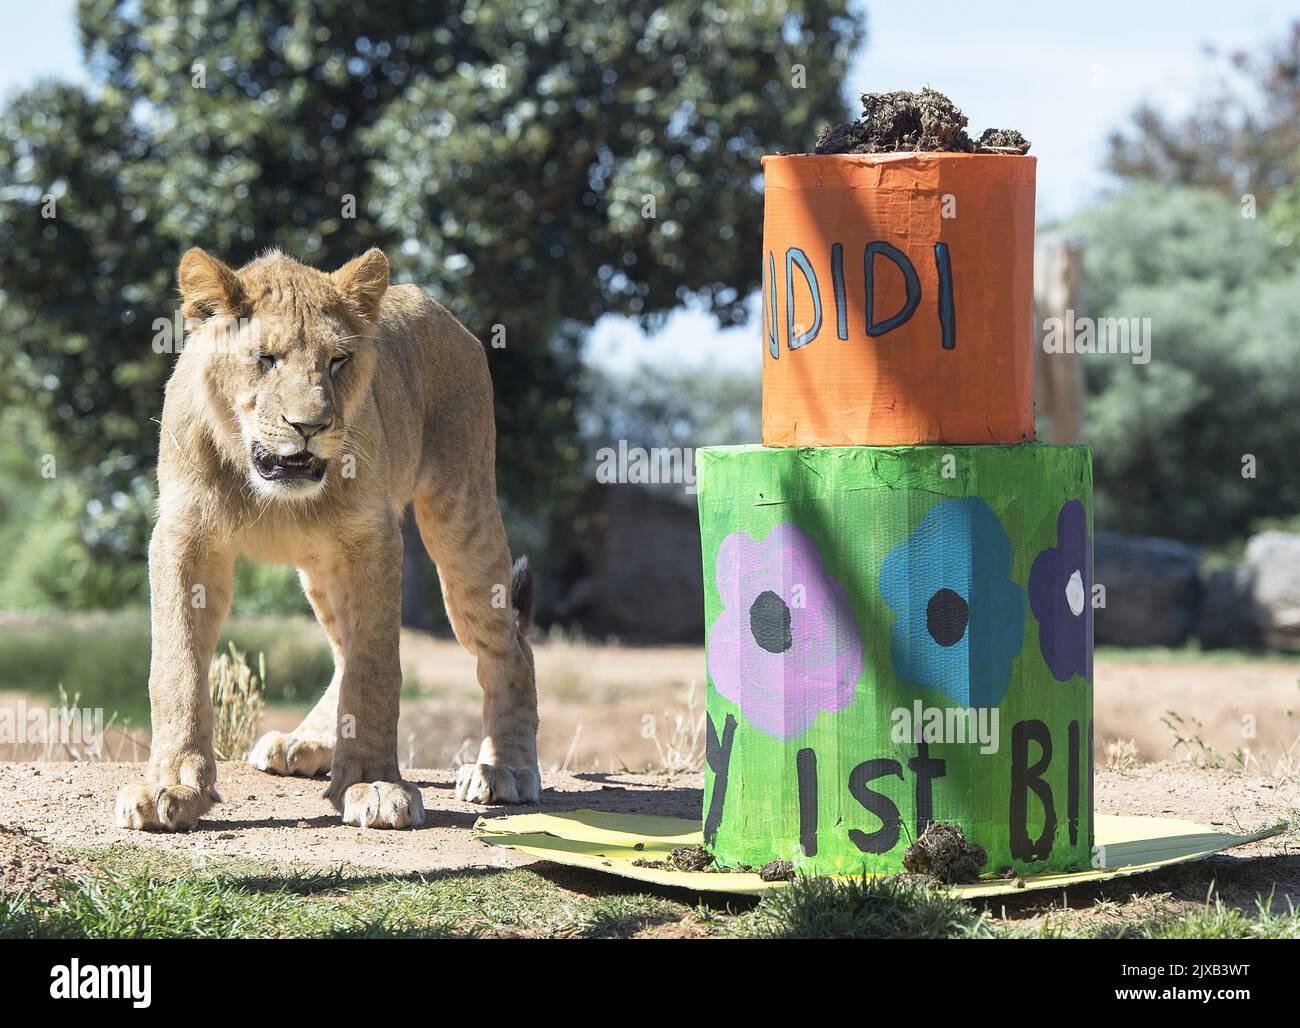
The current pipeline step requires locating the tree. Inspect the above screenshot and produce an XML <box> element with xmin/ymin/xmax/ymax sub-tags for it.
<box><xmin>1065</xmin><ymin>184</ymin><xmax>1300</xmax><ymax>543</ymax></box>
<box><xmin>1105</xmin><ymin>22</ymin><xmax>1300</xmax><ymax>207</ymax></box>
<box><xmin>0</xmin><ymin>0</ymin><xmax>863</xmax><ymax>598</ymax></box>
<box><xmin>579</xmin><ymin>363</ymin><xmax>760</xmax><ymax>460</ymax></box>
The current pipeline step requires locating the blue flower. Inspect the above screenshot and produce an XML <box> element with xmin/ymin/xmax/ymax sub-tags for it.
<box><xmin>879</xmin><ymin>497</ymin><xmax>1025</xmax><ymax>707</ymax></box>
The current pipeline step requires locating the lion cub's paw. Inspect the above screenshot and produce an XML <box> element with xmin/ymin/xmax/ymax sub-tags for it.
<box><xmin>454</xmin><ymin>762</ymin><xmax>541</xmax><ymax>805</ymax></box>
<box><xmin>247</xmin><ymin>731</ymin><xmax>333</xmax><ymax>777</ymax></box>
<box><xmin>115</xmin><ymin>782</ymin><xmax>214</xmax><ymax>832</ymax></box>
<box><xmin>340</xmin><ymin>781</ymin><xmax>426</xmax><ymax>829</ymax></box>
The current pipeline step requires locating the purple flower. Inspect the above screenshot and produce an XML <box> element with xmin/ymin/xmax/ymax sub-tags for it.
<box><xmin>1028</xmin><ymin>500</ymin><xmax>1093</xmax><ymax>682</ymax></box>
<box><xmin>707</xmin><ymin>524</ymin><xmax>863</xmax><ymax>741</ymax></box>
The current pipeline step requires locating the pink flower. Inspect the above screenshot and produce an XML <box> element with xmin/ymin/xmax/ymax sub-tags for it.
<box><xmin>707</xmin><ymin>523</ymin><xmax>863</xmax><ymax>740</ymax></box>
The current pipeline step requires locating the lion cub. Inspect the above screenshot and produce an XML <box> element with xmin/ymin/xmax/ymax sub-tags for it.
<box><xmin>115</xmin><ymin>247</ymin><xmax>540</xmax><ymax>832</ymax></box>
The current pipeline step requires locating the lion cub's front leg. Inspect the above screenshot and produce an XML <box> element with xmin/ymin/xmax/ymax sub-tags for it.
<box><xmin>314</xmin><ymin>521</ymin><xmax>425</xmax><ymax>829</ymax></box>
<box><xmin>116</xmin><ymin>521</ymin><xmax>233</xmax><ymax>832</ymax></box>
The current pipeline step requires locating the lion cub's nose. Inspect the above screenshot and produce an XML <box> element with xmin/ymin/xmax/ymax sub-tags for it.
<box><xmin>283</xmin><ymin>414</ymin><xmax>331</xmax><ymax>440</ymax></box>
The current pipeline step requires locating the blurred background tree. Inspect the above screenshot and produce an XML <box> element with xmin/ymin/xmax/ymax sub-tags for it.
<box><xmin>7</xmin><ymin>3</ymin><xmax>1299</xmax><ymax>612</ymax></box>
<box><xmin>1057</xmin><ymin>20</ymin><xmax>1300</xmax><ymax>546</ymax></box>
<box><xmin>1062</xmin><ymin>184</ymin><xmax>1300</xmax><ymax>543</ymax></box>
<box><xmin>1106</xmin><ymin>24</ymin><xmax>1300</xmax><ymax>207</ymax></box>
<box><xmin>0</xmin><ymin>0</ymin><xmax>862</xmax><ymax>614</ymax></box>
<box><xmin>579</xmin><ymin>364</ymin><xmax>760</xmax><ymax>461</ymax></box>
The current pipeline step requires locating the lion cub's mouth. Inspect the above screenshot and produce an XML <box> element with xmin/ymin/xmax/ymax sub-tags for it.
<box><xmin>251</xmin><ymin>442</ymin><xmax>328</xmax><ymax>483</ymax></box>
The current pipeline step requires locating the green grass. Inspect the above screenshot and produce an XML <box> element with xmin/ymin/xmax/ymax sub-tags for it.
<box><xmin>0</xmin><ymin>846</ymin><xmax>680</xmax><ymax>939</ymax></box>
<box><xmin>1127</xmin><ymin>896</ymin><xmax>1300</xmax><ymax>939</ymax></box>
<box><xmin>740</xmin><ymin>873</ymin><xmax>994</xmax><ymax>939</ymax></box>
<box><xmin>1023</xmin><ymin>895</ymin><xmax>1300</xmax><ymax>940</ymax></box>
<box><xmin>569</xmin><ymin>894</ymin><xmax>685</xmax><ymax>938</ymax></box>
<box><xmin>0</xmin><ymin>613</ymin><xmax>334</xmax><ymax>723</ymax></box>
<box><xmin>5</xmin><ymin>843</ymin><xmax>1294</xmax><ymax>939</ymax></box>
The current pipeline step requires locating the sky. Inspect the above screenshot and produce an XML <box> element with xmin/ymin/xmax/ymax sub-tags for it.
<box><xmin>3</xmin><ymin>1</ymin><xmax>1294</xmax><ymax>373</ymax></box>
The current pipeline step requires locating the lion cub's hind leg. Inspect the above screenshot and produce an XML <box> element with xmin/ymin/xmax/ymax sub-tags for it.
<box><xmin>248</xmin><ymin>569</ymin><xmax>340</xmax><ymax>777</ymax></box>
<box><xmin>414</xmin><ymin>489</ymin><xmax>541</xmax><ymax>805</ymax></box>
<box><xmin>247</xmin><ymin>682</ymin><xmax>336</xmax><ymax>777</ymax></box>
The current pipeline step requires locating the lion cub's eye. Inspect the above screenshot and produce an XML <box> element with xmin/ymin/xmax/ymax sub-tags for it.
<box><xmin>330</xmin><ymin>353</ymin><xmax>352</xmax><ymax>375</ymax></box>
<box><xmin>257</xmin><ymin>354</ymin><xmax>278</xmax><ymax>371</ymax></box>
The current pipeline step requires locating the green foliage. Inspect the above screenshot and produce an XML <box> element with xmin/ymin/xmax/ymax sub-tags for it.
<box><xmin>570</xmin><ymin>894</ymin><xmax>680</xmax><ymax>938</ymax></box>
<box><xmin>2</xmin><ymin>843</ymin><xmax>1297</xmax><ymax>939</ymax></box>
<box><xmin>1094</xmin><ymin>893</ymin><xmax>1300</xmax><ymax>940</ymax></box>
<box><xmin>1106</xmin><ymin>23</ymin><xmax>1300</xmax><ymax>208</ymax></box>
<box><xmin>0</xmin><ymin>615</ymin><xmax>333</xmax><ymax>722</ymax></box>
<box><xmin>1267</xmin><ymin>175</ymin><xmax>1300</xmax><ymax>253</ymax></box>
<box><xmin>579</xmin><ymin>361</ymin><xmax>760</xmax><ymax>456</ymax></box>
<box><xmin>1066</xmin><ymin>184</ymin><xmax>1300</xmax><ymax>542</ymax></box>
<box><xmin>0</xmin><ymin>0</ymin><xmax>862</xmax><ymax>589</ymax></box>
<box><xmin>748</xmin><ymin>873</ymin><xmax>993</xmax><ymax>939</ymax></box>
<box><xmin>232</xmin><ymin>558</ymin><xmax>311</xmax><ymax>616</ymax></box>
<box><xmin>1076</xmin><ymin>186</ymin><xmax>1283</xmax><ymax>315</ymax></box>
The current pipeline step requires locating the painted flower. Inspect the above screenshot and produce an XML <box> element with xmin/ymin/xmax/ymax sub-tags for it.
<box><xmin>879</xmin><ymin>497</ymin><xmax>1025</xmax><ymax>708</ymax></box>
<box><xmin>1028</xmin><ymin>500</ymin><xmax>1092</xmax><ymax>682</ymax></box>
<box><xmin>707</xmin><ymin>523</ymin><xmax>863</xmax><ymax>741</ymax></box>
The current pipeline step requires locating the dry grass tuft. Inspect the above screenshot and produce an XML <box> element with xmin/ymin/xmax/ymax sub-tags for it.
<box><xmin>644</xmin><ymin>681</ymin><xmax>706</xmax><ymax>774</ymax></box>
<box><xmin>209</xmin><ymin>642</ymin><xmax>265</xmax><ymax>761</ymax></box>
<box><xmin>1103</xmin><ymin>737</ymin><xmax>1142</xmax><ymax>771</ymax></box>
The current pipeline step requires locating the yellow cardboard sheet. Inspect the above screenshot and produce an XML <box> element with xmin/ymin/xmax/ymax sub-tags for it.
<box><xmin>474</xmin><ymin>810</ymin><xmax>1285</xmax><ymax>898</ymax></box>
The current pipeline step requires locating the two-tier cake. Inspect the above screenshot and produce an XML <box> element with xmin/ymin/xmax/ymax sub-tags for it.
<box><xmin>697</xmin><ymin>152</ymin><xmax>1094</xmax><ymax>876</ymax></box>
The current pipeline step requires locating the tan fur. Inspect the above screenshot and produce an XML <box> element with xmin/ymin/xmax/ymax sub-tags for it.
<box><xmin>115</xmin><ymin>248</ymin><xmax>540</xmax><ymax>832</ymax></box>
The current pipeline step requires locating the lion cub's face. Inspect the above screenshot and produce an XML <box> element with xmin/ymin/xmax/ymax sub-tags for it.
<box><xmin>177</xmin><ymin>247</ymin><xmax>390</xmax><ymax>501</ymax></box>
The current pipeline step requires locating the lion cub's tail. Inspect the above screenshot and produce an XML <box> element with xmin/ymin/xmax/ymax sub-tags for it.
<box><xmin>510</xmin><ymin>556</ymin><xmax>535</xmax><ymax>634</ymax></box>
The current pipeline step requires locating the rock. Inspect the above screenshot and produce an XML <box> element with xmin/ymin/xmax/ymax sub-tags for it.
<box><xmin>1094</xmin><ymin>532</ymin><xmax>1200</xmax><ymax>647</ymax></box>
<box><xmin>1245</xmin><ymin>532</ymin><xmax>1300</xmax><ymax>650</ymax></box>
<box><xmin>1198</xmin><ymin>532</ymin><xmax>1300</xmax><ymax>651</ymax></box>
<box><xmin>1198</xmin><ymin>565</ymin><xmax>1262</xmax><ymax>650</ymax></box>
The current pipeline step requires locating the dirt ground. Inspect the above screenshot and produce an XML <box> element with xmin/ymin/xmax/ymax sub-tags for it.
<box><xmin>0</xmin><ymin>825</ymin><xmax>98</xmax><ymax>901</ymax></box>
<box><xmin>0</xmin><ymin>758</ymin><xmax>1295</xmax><ymax>939</ymax></box>
<box><xmin>0</xmin><ymin>760</ymin><xmax>1292</xmax><ymax>884</ymax></box>
<box><xmin>1</xmin><ymin>635</ymin><xmax>1297</xmax><ymax>928</ymax></box>
<box><xmin>0</xmin><ymin>761</ymin><xmax>702</xmax><ymax>875</ymax></box>
<box><xmin>1000</xmin><ymin>762</ymin><xmax>1299</xmax><ymax>930</ymax></box>
<box><xmin>1093</xmin><ymin>658</ymin><xmax>1299</xmax><ymax>771</ymax></box>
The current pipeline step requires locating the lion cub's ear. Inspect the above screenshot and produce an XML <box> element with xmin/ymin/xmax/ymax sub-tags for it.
<box><xmin>178</xmin><ymin>248</ymin><xmax>245</xmax><ymax>321</ymax></box>
<box><xmin>332</xmin><ymin>248</ymin><xmax>390</xmax><ymax>322</ymax></box>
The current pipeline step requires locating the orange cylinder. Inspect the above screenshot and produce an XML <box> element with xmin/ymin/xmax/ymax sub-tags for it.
<box><xmin>760</xmin><ymin>153</ymin><xmax>1036</xmax><ymax>446</ymax></box>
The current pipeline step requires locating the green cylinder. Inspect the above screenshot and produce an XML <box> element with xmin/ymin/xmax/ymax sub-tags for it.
<box><xmin>698</xmin><ymin>443</ymin><xmax>1094</xmax><ymax>876</ymax></box>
